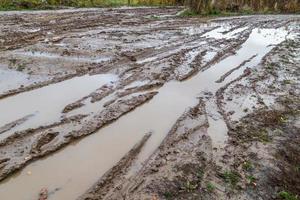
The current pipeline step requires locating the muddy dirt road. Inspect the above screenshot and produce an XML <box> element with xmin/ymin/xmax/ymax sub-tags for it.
<box><xmin>0</xmin><ymin>7</ymin><xmax>299</xmax><ymax>200</ymax></box>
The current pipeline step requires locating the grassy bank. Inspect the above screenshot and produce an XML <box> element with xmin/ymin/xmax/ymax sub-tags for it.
<box><xmin>0</xmin><ymin>0</ymin><xmax>299</xmax><ymax>13</ymax></box>
<box><xmin>178</xmin><ymin>7</ymin><xmax>294</xmax><ymax>18</ymax></box>
<box><xmin>0</xmin><ymin>0</ymin><xmax>180</xmax><ymax>10</ymax></box>
<box><xmin>185</xmin><ymin>0</ymin><xmax>300</xmax><ymax>14</ymax></box>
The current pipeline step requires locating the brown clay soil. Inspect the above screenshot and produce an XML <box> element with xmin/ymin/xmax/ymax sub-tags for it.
<box><xmin>0</xmin><ymin>7</ymin><xmax>299</xmax><ymax>200</ymax></box>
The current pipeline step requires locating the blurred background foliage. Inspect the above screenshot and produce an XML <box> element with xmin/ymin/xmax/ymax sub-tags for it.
<box><xmin>0</xmin><ymin>0</ymin><xmax>299</xmax><ymax>13</ymax></box>
<box><xmin>0</xmin><ymin>0</ymin><xmax>182</xmax><ymax>8</ymax></box>
<box><xmin>186</xmin><ymin>0</ymin><xmax>300</xmax><ymax>14</ymax></box>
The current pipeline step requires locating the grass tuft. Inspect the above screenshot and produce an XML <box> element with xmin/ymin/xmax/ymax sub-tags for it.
<box><xmin>278</xmin><ymin>191</ymin><xmax>299</xmax><ymax>200</ymax></box>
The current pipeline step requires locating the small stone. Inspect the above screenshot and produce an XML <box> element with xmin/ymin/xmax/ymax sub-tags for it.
<box><xmin>151</xmin><ymin>168</ymin><xmax>159</xmax><ymax>173</ymax></box>
<box><xmin>24</xmin><ymin>156</ymin><xmax>31</xmax><ymax>161</ymax></box>
<box><xmin>39</xmin><ymin>188</ymin><xmax>48</xmax><ymax>200</ymax></box>
<box><xmin>116</xmin><ymin>185</ymin><xmax>122</xmax><ymax>190</ymax></box>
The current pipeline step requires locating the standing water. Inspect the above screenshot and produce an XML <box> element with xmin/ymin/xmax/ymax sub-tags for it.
<box><xmin>0</xmin><ymin>27</ymin><xmax>290</xmax><ymax>200</ymax></box>
<box><xmin>0</xmin><ymin>74</ymin><xmax>118</xmax><ymax>140</ymax></box>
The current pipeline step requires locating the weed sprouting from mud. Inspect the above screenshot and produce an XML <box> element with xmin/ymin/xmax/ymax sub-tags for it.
<box><xmin>246</xmin><ymin>175</ymin><xmax>256</xmax><ymax>185</ymax></box>
<box><xmin>278</xmin><ymin>191</ymin><xmax>299</xmax><ymax>200</ymax></box>
<box><xmin>242</xmin><ymin>161</ymin><xmax>254</xmax><ymax>171</ymax></box>
<box><xmin>221</xmin><ymin>170</ymin><xmax>240</xmax><ymax>188</ymax></box>
<box><xmin>256</xmin><ymin>129</ymin><xmax>271</xmax><ymax>143</ymax></box>
<box><xmin>283</xmin><ymin>79</ymin><xmax>293</xmax><ymax>85</ymax></box>
<box><xmin>179</xmin><ymin>166</ymin><xmax>204</xmax><ymax>193</ymax></box>
<box><xmin>8</xmin><ymin>58</ymin><xmax>17</xmax><ymax>66</ymax></box>
<box><xmin>151</xmin><ymin>163</ymin><xmax>206</xmax><ymax>199</ymax></box>
<box><xmin>163</xmin><ymin>191</ymin><xmax>174</xmax><ymax>200</ymax></box>
<box><xmin>269</xmin><ymin>128</ymin><xmax>300</xmax><ymax>199</ymax></box>
<box><xmin>206</xmin><ymin>182</ymin><xmax>216</xmax><ymax>192</ymax></box>
<box><xmin>183</xmin><ymin>180</ymin><xmax>198</xmax><ymax>192</ymax></box>
<box><xmin>231</xmin><ymin>109</ymin><xmax>295</xmax><ymax>143</ymax></box>
<box><xmin>179</xmin><ymin>9</ymin><xmax>198</xmax><ymax>17</ymax></box>
<box><xmin>149</xmin><ymin>15</ymin><xmax>161</xmax><ymax>20</ymax></box>
<box><xmin>17</xmin><ymin>64</ymin><xmax>26</xmax><ymax>71</ymax></box>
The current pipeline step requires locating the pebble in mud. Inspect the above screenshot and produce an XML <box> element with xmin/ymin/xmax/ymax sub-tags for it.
<box><xmin>38</xmin><ymin>188</ymin><xmax>48</xmax><ymax>200</ymax></box>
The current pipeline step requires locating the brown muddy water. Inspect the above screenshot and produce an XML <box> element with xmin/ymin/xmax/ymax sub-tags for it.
<box><xmin>0</xmin><ymin>27</ymin><xmax>291</xmax><ymax>200</ymax></box>
<box><xmin>0</xmin><ymin>68</ymin><xmax>48</xmax><ymax>94</ymax></box>
<box><xmin>0</xmin><ymin>74</ymin><xmax>117</xmax><ymax>140</ymax></box>
<box><xmin>16</xmin><ymin>51</ymin><xmax>113</xmax><ymax>64</ymax></box>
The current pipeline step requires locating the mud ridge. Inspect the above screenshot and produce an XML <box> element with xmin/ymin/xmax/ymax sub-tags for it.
<box><xmin>78</xmin><ymin>133</ymin><xmax>152</xmax><ymax>200</ymax></box>
<box><xmin>0</xmin><ymin>91</ymin><xmax>157</xmax><ymax>181</ymax></box>
<box><xmin>96</xmin><ymin>100</ymin><xmax>211</xmax><ymax>199</ymax></box>
<box><xmin>216</xmin><ymin>54</ymin><xmax>257</xmax><ymax>83</ymax></box>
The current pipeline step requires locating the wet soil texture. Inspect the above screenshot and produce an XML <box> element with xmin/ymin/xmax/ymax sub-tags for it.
<box><xmin>0</xmin><ymin>7</ymin><xmax>299</xmax><ymax>200</ymax></box>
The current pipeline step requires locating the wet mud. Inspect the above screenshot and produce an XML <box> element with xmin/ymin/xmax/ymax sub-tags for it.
<box><xmin>0</xmin><ymin>7</ymin><xmax>299</xmax><ymax>200</ymax></box>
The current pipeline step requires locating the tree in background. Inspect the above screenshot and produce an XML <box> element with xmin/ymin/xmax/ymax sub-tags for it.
<box><xmin>185</xmin><ymin>0</ymin><xmax>300</xmax><ymax>13</ymax></box>
<box><xmin>0</xmin><ymin>0</ymin><xmax>299</xmax><ymax>12</ymax></box>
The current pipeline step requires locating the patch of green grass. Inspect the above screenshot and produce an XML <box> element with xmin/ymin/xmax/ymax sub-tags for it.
<box><xmin>278</xmin><ymin>191</ymin><xmax>299</xmax><ymax>200</ymax></box>
<box><xmin>279</xmin><ymin>116</ymin><xmax>288</xmax><ymax>123</ymax></box>
<box><xmin>163</xmin><ymin>191</ymin><xmax>174</xmax><ymax>199</ymax></box>
<box><xmin>283</xmin><ymin>80</ymin><xmax>292</xmax><ymax>85</ymax></box>
<box><xmin>206</xmin><ymin>182</ymin><xmax>216</xmax><ymax>192</ymax></box>
<box><xmin>240</xmin><ymin>7</ymin><xmax>254</xmax><ymax>14</ymax></box>
<box><xmin>183</xmin><ymin>180</ymin><xmax>198</xmax><ymax>192</ymax></box>
<box><xmin>0</xmin><ymin>1</ymin><xmax>55</xmax><ymax>11</ymax></box>
<box><xmin>17</xmin><ymin>64</ymin><xmax>26</xmax><ymax>71</ymax></box>
<box><xmin>196</xmin><ymin>169</ymin><xmax>204</xmax><ymax>180</ymax></box>
<box><xmin>253</xmin><ymin>129</ymin><xmax>271</xmax><ymax>143</ymax></box>
<box><xmin>221</xmin><ymin>171</ymin><xmax>240</xmax><ymax>188</ymax></box>
<box><xmin>8</xmin><ymin>58</ymin><xmax>17</xmax><ymax>65</ymax></box>
<box><xmin>258</xmin><ymin>133</ymin><xmax>271</xmax><ymax>143</ymax></box>
<box><xmin>149</xmin><ymin>15</ymin><xmax>161</xmax><ymax>20</ymax></box>
<box><xmin>0</xmin><ymin>5</ymin><xmax>17</xmax><ymax>11</ymax></box>
<box><xmin>245</xmin><ymin>129</ymin><xmax>271</xmax><ymax>144</ymax></box>
<box><xmin>246</xmin><ymin>175</ymin><xmax>256</xmax><ymax>184</ymax></box>
<box><xmin>179</xmin><ymin>9</ymin><xmax>198</xmax><ymax>17</ymax></box>
<box><xmin>199</xmin><ymin>7</ymin><xmax>255</xmax><ymax>17</ymax></box>
<box><xmin>295</xmin><ymin>165</ymin><xmax>300</xmax><ymax>172</ymax></box>
<box><xmin>242</xmin><ymin>161</ymin><xmax>253</xmax><ymax>171</ymax></box>
<box><xmin>0</xmin><ymin>0</ymin><xmax>175</xmax><ymax>10</ymax></box>
<box><xmin>265</xmin><ymin>64</ymin><xmax>276</xmax><ymax>72</ymax></box>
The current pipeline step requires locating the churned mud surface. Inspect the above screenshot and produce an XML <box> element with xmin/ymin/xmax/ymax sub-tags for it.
<box><xmin>0</xmin><ymin>7</ymin><xmax>299</xmax><ymax>200</ymax></box>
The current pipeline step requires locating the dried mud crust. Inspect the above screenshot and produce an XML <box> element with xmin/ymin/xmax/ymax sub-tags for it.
<box><xmin>78</xmin><ymin>19</ymin><xmax>300</xmax><ymax>200</ymax></box>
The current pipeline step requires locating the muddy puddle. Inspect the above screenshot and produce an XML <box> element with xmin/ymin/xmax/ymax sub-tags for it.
<box><xmin>203</xmin><ymin>25</ymin><xmax>249</xmax><ymax>39</ymax></box>
<box><xmin>0</xmin><ymin>74</ymin><xmax>117</xmax><ymax>140</ymax></box>
<box><xmin>16</xmin><ymin>51</ymin><xmax>113</xmax><ymax>64</ymax></box>
<box><xmin>0</xmin><ymin>68</ymin><xmax>48</xmax><ymax>94</ymax></box>
<box><xmin>0</xmin><ymin>26</ymin><xmax>291</xmax><ymax>200</ymax></box>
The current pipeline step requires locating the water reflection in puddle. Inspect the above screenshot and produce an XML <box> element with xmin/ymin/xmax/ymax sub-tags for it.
<box><xmin>16</xmin><ymin>51</ymin><xmax>112</xmax><ymax>63</ymax></box>
<box><xmin>0</xmin><ymin>68</ymin><xmax>48</xmax><ymax>94</ymax></box>
<box><xmin>0</xmin><ymin>74</ymin><xmax>118</xmax><ymax>139</ymax></box>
